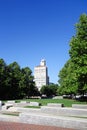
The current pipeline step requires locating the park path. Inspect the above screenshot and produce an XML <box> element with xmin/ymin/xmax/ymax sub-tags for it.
<box><xmin>0</xmin><ymin>121</ymin><xmax>75</xmax><ymax>130</ymax></box>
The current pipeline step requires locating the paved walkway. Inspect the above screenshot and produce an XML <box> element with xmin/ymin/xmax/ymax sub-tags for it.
<box><xmin>0</xmin><ymin>121</ymin><xmax>75</xmax><ymax>130</ymax></box>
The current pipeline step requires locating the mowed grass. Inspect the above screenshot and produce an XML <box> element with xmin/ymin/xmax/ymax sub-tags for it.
<box><xmin>15</xmin><ymin>98</ymin><xmax>87</xmax><ymax>107</ymax></box>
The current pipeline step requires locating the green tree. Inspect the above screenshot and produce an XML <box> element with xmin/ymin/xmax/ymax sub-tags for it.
<box><xmin>69</xmin><ymin>14</ymin><xmax>87</xmax><ymax>94</ymax></box>
<box><xmin>0</xmin><ymin>59</ymin><xmax>7</xmax><ymax>99</ymax></box>
<box><xmin>58</xmin><ymin>14</ymin><xmax>87</xmax><ymax>95</ymax></box>
<box><xmin>40</xmin><ymin>84</ymin><xmax>58</xmax><ymax>97</ymax></box>
<box><xmin>19</xmin><ymin>67</ymin><xmax>38</xmax><ymax>98</ymax></box>
<box><xmin>0</xmin><ymin>58</ymin><xmax>39</xmax><ymax>99</ymax></box>
<box><xmin>7</xmin><ymin>62</ymin><xmax>21</xmax><ymax>99</ymax></box>
<box><xmin>58</xmin><ymin>59</ymin><xmax>78</xmax><ymax>95</ymax></box>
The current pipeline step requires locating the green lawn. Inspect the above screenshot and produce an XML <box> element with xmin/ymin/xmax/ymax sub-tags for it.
<box><xmin>15</xmin><ymin>98</ymin><xmax>87</xmax><ymax>107</ymax></box>
<box><xmin>2</xmin><ymin>112</ymin><xmax>19</xmax><ymax>116</ymax></box>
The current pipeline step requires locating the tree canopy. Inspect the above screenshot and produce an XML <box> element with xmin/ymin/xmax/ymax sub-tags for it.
<box><xmin>40</xmin><ymin>84</ymin><xmax>58</xmax><ymax>97</ymax></box>
<box><xmin>0</xmin><ymin>59</ymin><xmax>39</xmax><ymax>100</ymax></box>
<box><xmin>58</xmin><ymin>14</ymin><xmax>87</xmax><ymax>95</ymax></box>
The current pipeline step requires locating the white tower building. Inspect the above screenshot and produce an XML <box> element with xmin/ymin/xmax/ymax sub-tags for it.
<box><xmin>34</xmin><ymin>59</ymin><xmax>49</xmax><ymax>90</ymax></box>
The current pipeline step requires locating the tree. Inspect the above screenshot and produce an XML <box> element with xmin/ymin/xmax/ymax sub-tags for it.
<box><xmin>58</xmin><ymin>59</ymin><xmax>78</xmax><ymax>95</ymax></box>
<box><xmin>69</xmin><ymin>14</ymin><xmax>87</xmax><ymax>94</ymax></box>
<box><xmin>58</xmin><ymin>14</ymin><xmax>87</xmax><ymax>95</ymax></box>
<box><xmin>7</xmin><ymin>62</ymin><xmax>21</xmax><ymax>99</ymax></box>
<box><xmin>40</xmin><ymin>84</ymin><xmax>58</xmax><ymax>97</ymax></box>
<box><xmin>0</xmin><ymin>59</ymin><xmax>7</xmax><ymax>99</ymax></box>
<box><xmin>0</xmin><ymin>58</ymin><xmax>39</xmax><ymax>99</ymax></box>
<box><xmin>19</xmin><ymin>67</ymin><xmax>38</xmax><ymax>98</ymax></box>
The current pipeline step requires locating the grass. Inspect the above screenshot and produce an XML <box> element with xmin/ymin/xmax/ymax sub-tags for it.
<box><xmin>69</xmin><ymin>116</ymin><xmax>87</xmax><ymax>119</ymax></box>
<box><xmin>15</xmin><ymin>98</ymin><xmax>87</xmax><ymax>107</ymax></box>
<box><xmin>2</xmin><ymin>112</ymin><xmax>19</xmax><ymax>116</ymax></box>
<box><xmin>24</xmin><ymin>106</ymin><xmax>41</xmax><ymax>109</ymax></box>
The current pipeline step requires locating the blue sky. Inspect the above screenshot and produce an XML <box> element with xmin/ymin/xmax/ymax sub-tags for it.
<box><xmin>0</xmin><ymin>0</ymin><xmax>87</xmax><ymax>84</ymax></box>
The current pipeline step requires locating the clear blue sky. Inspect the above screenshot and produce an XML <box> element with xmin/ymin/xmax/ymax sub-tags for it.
<box><xmin>0</xmin><ymin>0</ymin><xmax>87</xmax><ymax>84</ymax></box>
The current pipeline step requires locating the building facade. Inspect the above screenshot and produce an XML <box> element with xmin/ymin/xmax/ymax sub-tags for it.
<box><xmin>34</xmin><ymin>59</ymin><xmax>49</xmax><ymax>90</ymax></box>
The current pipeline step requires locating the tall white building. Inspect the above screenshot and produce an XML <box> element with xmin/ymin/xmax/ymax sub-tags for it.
<box><xmin>34</xmin><ymin>59</ymin><xmax>49</xmax><ymax>90</ymax></box>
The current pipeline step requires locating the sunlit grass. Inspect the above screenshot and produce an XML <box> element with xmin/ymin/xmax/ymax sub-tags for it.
<box><xmin>15</xmin><ymin>98</ymin><xmax>87</xmax><ymax>107</ymax></box>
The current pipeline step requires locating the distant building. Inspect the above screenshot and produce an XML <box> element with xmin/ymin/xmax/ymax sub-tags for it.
<box><xmin>34</xmin><ymin>59</ymin><xmax>49</xmax><ymax>90</ymax></box>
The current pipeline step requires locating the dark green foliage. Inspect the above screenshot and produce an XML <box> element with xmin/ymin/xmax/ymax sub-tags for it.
<box><xmin>40</xmin><ymin>84</ymin><xmax>58</xmax><ymax>97</ymax></box>
<box><xmin>0</xmin><ymin>58</ymin><xmax>39</xmax><ymax>100</ymax></box>
<box><xmin>0</xmin><ymin>59</ymin><xmax>7</xmax><ymax>99</ymax></box>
